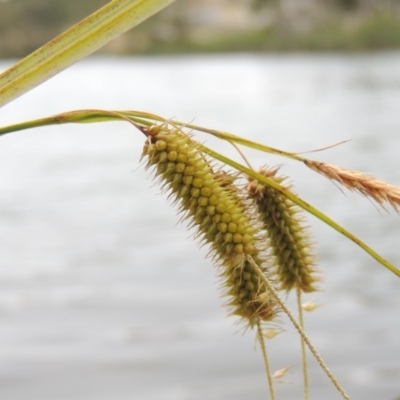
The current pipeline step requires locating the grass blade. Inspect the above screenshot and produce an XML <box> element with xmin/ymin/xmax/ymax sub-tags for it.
<box><xmin>0</xmin><ymin>0</ymin><xmax>175</xmax><ymax>108</ymax></box>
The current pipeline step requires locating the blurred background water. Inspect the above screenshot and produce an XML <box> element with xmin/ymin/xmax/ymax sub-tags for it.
<box><xmin>0</xmin><ymin>53</ymin><xmax>400</xmax><ymax>400</ymax></box>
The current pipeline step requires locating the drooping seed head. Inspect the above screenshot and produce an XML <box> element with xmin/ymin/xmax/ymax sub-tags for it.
<box><xmin>247</xmin><ymin>166</ymin><xmax>320</xmax><ymax>293</ymax></box>
<box><xmin>142</xmin><ymin>124</ymin><xmax>278</xmax><ymax>325</ymax></box>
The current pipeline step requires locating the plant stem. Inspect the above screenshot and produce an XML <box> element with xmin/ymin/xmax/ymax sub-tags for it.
<box><xmin>297</xmin><ymin>288</ymin><xmax>310</xmax><ymax>400</ymax></box>
<box><xmin>247</xmin><ymin>256</ymin><xmax>350</xmax><ymax>400</ymax></box>
<box><xmin>257</xmin><ymin>320</ymin><xmax>276</xmax><ymax>400</ymax></box>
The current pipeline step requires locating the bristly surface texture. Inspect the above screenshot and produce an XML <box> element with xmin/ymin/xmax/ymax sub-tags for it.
<box><xmin>305</xmin><ymin>160</ymin><xmax>400</xmax><ymax>212</ymax></box>
<box><xmin>247</xmin><ymin>166</ymin><xmax>319</xmax><ymax>293</ymax></box>
<box><xmin>141</xmin><ymin>124</ymin><xmax>278</xmax><ymax>326</ymax></box>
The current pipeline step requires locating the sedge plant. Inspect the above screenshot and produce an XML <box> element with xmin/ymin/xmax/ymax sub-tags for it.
<box><xmin>1</xmin><ymin>109</ymin><xmax>400</xmax><ymax>399</ymax></box>
<box><xmin>1</xmin><ymin>1</ymin><xmax>400</xmax><ymax>399</ymax></box>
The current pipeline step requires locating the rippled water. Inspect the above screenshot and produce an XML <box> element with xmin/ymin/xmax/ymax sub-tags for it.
<box><xmin>0</xmin><ymin>53</ymin><xmax>400</xmax><ymax>400</ymax></box>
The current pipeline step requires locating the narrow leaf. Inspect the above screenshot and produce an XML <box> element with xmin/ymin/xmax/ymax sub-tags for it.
<box><xmin>0</xmin><ymin>0</ymin><xmax>175</xmax><ymax>108</ymax></box>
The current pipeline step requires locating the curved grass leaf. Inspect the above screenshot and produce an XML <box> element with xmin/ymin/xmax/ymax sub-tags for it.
<box><xmin>0</xmin><ymin>0</ymin><xmax>175</xmax><ymax>108</ymax></box>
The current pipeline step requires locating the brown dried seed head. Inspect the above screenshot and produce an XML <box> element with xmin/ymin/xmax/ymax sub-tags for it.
<box><xmin>247</xmin><ymin>166</ymin><xmax>319</xmax><ymax>293</ymax></box>
<box><xmin>305</xmin><ymin>159</ymin><xmax>400</xmax><ymax>212</ymax></box>
<box><xmin>142</xmin><ymin>124</ymin><xmax>278</xmax><ymax>325</ymax></box>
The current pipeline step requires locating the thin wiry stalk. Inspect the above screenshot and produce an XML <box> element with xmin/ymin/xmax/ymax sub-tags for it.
<box><xmin>247</xmin><ymin>165</ymin><xmax>315</xmax><ymax>399</ymax></box>
<box><xmin>247</xmin><ymin>255</ymin><xmax>350</xmax><ymax>400</ymax></box>
<box><xmin>257</xmin><ymin>320</ymin><xmax>276</xmax><ymax>400</ymax></box>
<box><xmin>123</xmin><ymin>111</ymin><xmax>306</xmax><ymax>162</ymax></box>
<box><xmin>297</xmin><ymin>288</ymin><xmax>310</xmax><ymax>400</ymax></box>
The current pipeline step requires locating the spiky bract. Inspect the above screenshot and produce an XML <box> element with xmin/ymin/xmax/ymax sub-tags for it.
<box><xmin>247</xmin><ymin>167</ymin><xmax>319</xmax><ymax>293</ymax></box>
<box><xmin>142</xmin><ymin>124</ymin><xmax>277</xmax><ymax>325</ymax></box>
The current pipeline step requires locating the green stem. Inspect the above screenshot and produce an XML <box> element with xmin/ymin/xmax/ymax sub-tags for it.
<box><xmin>0</xmin><ymin>109</ymin><xmax>132</xmax><ymax>136</ymax></box>
<box><xmin>123</xmin><ymin>111</ymin><xmax>306</xmax><ymax>162</ymax></box>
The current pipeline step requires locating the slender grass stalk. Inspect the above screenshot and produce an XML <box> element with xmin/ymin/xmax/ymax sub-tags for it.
<box><xmin>0</xmin><ymin>0</ymin><xmax>176</xmax><ymax>108</ymax></box>
<box><xmin>123</xmin><ymin>111</ymin><xmax>307</xmax><ymax>162</ymax></box>
<box><xmin>257</xmin><ymin>320</ymin><xmax>276</xmax><ymax>400</ymax></box>
<box><xmin>247</xmin><ymin>165</ymin><xmax>317</xmax><ymax>399</ymax></box>
<box><xmin>297</xmin><ymin>288</ymin><xmax>310</xmax><ymax>400</ymax></box>
<box><xmin>247</xmin><ymin>255</ymin><xmax>350</xmax><ymax>400</ymax></box>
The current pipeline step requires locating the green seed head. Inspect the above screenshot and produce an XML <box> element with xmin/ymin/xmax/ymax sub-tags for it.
<box><xmin>142</xmin><ymin>125</ymin><xmax>278</xmax><ymax>325</ymax></box>
<box><xmin>247</xmin><ymin>166</ymin><xmax>320</xmax><ymax>293</ymax></box>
